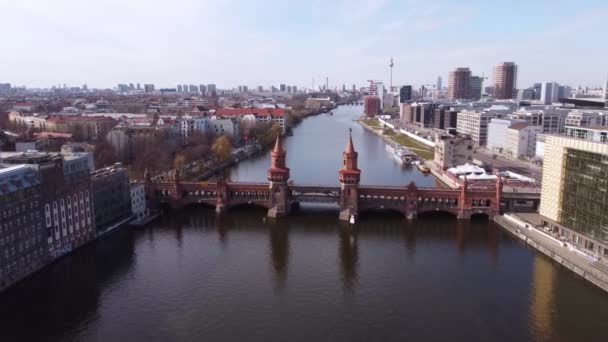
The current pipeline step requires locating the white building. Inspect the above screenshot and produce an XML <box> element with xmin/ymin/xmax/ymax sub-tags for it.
<box><xmin>456</xmin><ymin>109</ymin><xmax>502</xmax><ymax>146</ymax></box>
<box><xmin>505</xmin><ymin>123</ymin><xmax>542</xmax><ymax>159</ymax></box>
<box><xmin>487</xmin><ymin>118</ymin><xmax>514</xmax><ymax>152</ymax></box>
<box><xmin>541</xmin><ymin>82</ymin><xmax>560</xmax><ymax>104</ymax></box>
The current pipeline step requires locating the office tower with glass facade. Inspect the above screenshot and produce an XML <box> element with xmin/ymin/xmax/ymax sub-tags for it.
<box><xmin>540</xmin><ymin>135</ymin><xmax>608</xmax><ymax>257</ymax></box>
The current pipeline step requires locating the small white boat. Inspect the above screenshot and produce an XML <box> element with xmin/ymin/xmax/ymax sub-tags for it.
<box><xmin>349</xmin><ymin>215</ymin><xmax>355</xmax><ymax>224</ymax></box>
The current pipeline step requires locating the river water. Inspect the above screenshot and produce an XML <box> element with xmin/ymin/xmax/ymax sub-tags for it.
<box><xmin>1</xmin><ymin>105</ymin><xmax>607</xmax><ymax>342</ymax></box>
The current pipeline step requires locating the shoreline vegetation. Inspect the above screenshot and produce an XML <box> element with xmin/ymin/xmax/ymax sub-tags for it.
<box><xmin>359</xmin><ymin>117</ymin><xmax>435</xmax><ymax>161</ymax></box>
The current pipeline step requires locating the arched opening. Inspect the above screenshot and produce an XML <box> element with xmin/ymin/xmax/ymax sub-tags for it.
<box><xmin>416</xmin><ymin>210</ymin><xmax>458</xmax><ymax>220</ymax></box>
<box><xmin>470</xmin><ymin>212</ymin><xmax>490</xmax><ymax>220</ymax></box>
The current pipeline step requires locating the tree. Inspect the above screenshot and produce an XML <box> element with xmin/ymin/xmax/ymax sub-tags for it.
<box><xmin>212</xmin><ymin>135</ymin><xmax>232</xmax><ymax>162</ymax></box>
<box><xmin>94</xmin><ymin>140</ymin><xmax>119</xmax><ymax>168</ymax></box>
<box><xmin>173</xmin><ymin>153</ymin><xmax>186</xmax><ymax>169</ymax></box>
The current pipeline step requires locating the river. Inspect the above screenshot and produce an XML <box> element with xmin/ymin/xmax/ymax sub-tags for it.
<box><xmin>1</xmin><ymin>105</ymin><xmax>607</xmax><ymax>342</ymax></box>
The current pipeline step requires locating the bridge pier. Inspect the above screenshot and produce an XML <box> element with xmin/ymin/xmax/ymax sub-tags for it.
<box><xmin>339</xmin><ymin>208</ymin><xmax>358</xmax><ymax>222</ymax></box>
<box><xmin>457</xmin><ymin>210</ymin><xmax>471</xmax><ymax>220</ymax></box>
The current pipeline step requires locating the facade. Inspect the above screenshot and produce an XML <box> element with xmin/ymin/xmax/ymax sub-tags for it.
<box><xmin>433</xmin><ymin>134</ymin><xmax>474</xmax><ymax>170</ymax></box>
<box><xmin>565</xmin><ymin>126</ymin><xmax>608</xmax><ymax>143</ymax></box>
<box><xmin>493</xmin><ymin>62</ymin><xmax>518</xmax><ymax>99</ymax></box>
<box><xmin>0</xmin><ymin>165</ymin><xmax>47</xmax><ymax>291</ymax></box>
<box><xmin>456</xmin><ymin>109</ymin><xmax>500</xmax><ymax>146</ymax></box>
<box><xmin>447</xmin><ymin>67</ymin><xmax>471</xmax><ymax>100</ymax></box>
<box><xmin>487</xmin><ymin>118</ymin><xmax>514</xmax><ymax>152</ymax></box>
<box><xmin>130</xmin><ymin>182</ymin><xmax>148</xmax><ymax>222</ymax></box>
<box><xmin>540</xmin><ymin>135</ymin><xmax>608</xmax><ymax>258</ymax></box>
<box><xmin>91</xmin><ymin>164</ymin><xmax>132</xmax><ymax>233</ymax></box>
<box><xmin>469</xmin><ymin>76</ymin><xmax>483</xmax><ymax>100</ymax></box>
<box><xmin>0</xmin><ymin>151</ymin><xmax>96</xmax><ymax>259</ymax></box>
<box><xmin>364</xmin><ymin>96</ymin><xmax>381</xmax><ymax>117</ymax></box>
<box><xmin>367</xmin><ymin>81</ymin><xmax>385</xmax><ymax>108</ymax></box>
<box><xmin>541</xmin><ymin>82</ymin><xmax>560</xmax><ymax>105</ymax></box>
<box><xmin>564</xmin><ymin>110</ymin><xmax>607</xmax><ymax>128</ymax></box>
<box><xmin>433</xmin><ymin>106</ymin><xmax>458</xmax><ymax>130</ymax></box>
<box><xmin>504</xmin><ymin>123</ymin><xmax>541</xmax><ymax>159</ymax></box>
<box><xmin>399</xmin><ymin>85</ymin><xmax>412</xmax><ymax>103</ymax></box>
<box><xmin>508</xmin><ymin>108</ymin><xmax>567</xmax><ymax>134</ymax></box>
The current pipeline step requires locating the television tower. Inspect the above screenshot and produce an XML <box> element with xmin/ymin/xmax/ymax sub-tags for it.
<box><xmin>389</xmin><ymin>57</ymin><xmax>394</xmax><ymax>91</ymax></box>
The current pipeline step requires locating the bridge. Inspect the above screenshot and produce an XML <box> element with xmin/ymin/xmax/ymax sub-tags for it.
<box><xmin>146</xmin><ymin>132</ymin><xmax>503</xmax><ymax>221</ymax></box>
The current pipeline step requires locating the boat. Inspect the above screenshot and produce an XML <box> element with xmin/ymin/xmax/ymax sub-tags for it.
<box><xmin>392</xmin><ymin>146</ymin><xmax>416</xmax><ymax>166</ymax></box>
<box><xmin>417</xmin><ymin>164</ymin><xmax>430</xmax><ymax>174</ymax></box>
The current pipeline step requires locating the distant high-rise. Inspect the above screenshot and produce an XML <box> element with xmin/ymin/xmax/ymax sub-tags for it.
<box><xmin>603</xmin><ymin>74</ymin><xmax>608</xmax><ymax>102</ymax></box>
<box><xmin>399</xmin><ymin>85</ymin><xmax>412</xmax><ymax>103</ymax></box>
<box><xmin>177</xmin><ymin>84</ymin><xmax>183</xmax><ymax>93</ymax></box>
<box><xmin>189</xmin><ymin>85</ymin><xmax>199</xmax><ymax>93</ymax></box>
<box><xmin>280</xmin><ymin>84</ymin><xmax>286</xmax><ymax>92</ymax></box>
<box><xmin>199</xmin><ymin>84</ymin><xmax>207</xmax><ymax>96</ymax></box>
<box><xmin>136</xmin><ymin>83</ymin><xmax>141</xmax><ymax>90</ymax></box>
<box><xmin>207</xmin><ymin>84</ymin><xmax>216</xmax><ymax>95</ymax></box>
<box><xmin>447</xmin><ymin>67</ymin><xmax>471</xmax><ymax>100</ymax></box>
<box><xmin>257</xmin><ymin>85</ymin><xmax>263</xmax><ymax>92</ymax></box>
<box><xmin>352</xmin><ymin>84</ymin><xmax>356</xmax><ymax>92</ymax></box>
<box><xmin>437</xmin><ymin>76</ymin><xmax>442</xmax><ymax>91</ymax></box>
<box><xmin>129</xmin><ymin>83</ymin><xmax>135</xmax><ymax>90</ymax></box>
<box><xmin>541</xmin><ymin>82</ymin><xmax>560</xmax><ymax>104</ymax></box>
<box><xmin>470</xmin><ymin>76</ymin><xmax>483</xmax><ymax>100</ymax></box>
<box><xmin>368</xmin><ymin>81</ymin><xmax>385</xmax><ymax>108</ymax></box>
<box><xmin>144</xmin><ymin>84</ymin><xmax>155</xmax><ymax>93</ymax></box>
<box><xmin>493</xmin><ymin>62</ymin><xmax>518</xmax><ymax>99</ymax></box>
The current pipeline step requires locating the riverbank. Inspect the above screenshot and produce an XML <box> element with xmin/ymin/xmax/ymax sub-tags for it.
<box><xmin>495</xmin><ymin>214</ymin><xmax>608</xmax><ymax>293</ymax></box>
<box><xmin>359</xmin><ymin>118</ymin><xmax>435</xmax><ymax>161</ymax></box>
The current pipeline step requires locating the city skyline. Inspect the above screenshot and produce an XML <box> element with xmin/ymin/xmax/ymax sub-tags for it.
<box><xmin>2</xmin><ymin>0</ymin><xmax>607</xmax><ymax>89</ymax></box>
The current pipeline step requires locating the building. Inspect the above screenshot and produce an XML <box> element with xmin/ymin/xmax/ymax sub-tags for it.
<box><xmin>456</xmin><ymin>109</ymin><xmax>501</xmax><ymax>146</ymax></box>
<box><xmin>144</xmin><ymin>84</ymin><xmax>155</xmax><ymax>93</ymax></box>
<box><xmin>447</xmin><ymin>67</ymin><xmax>471</xmax><ymax>100</ymax></box>
<box><xmin>399</xmin><ymin>85</ymin><xmax>412</xmax><ymax>103</ymax></box>
<box><xmin>541</xmin><ymin>82</ymin><xmax>560</xmax><ymax>105</ymax></box>
<box><xmin>0</xmin><ymin>165</ymin><xmax>47</xmax><ymax>291</ymax></box>
<box><xmin>493</xmin><ymin>62</ymin><xmax>518</xmax><ymax>99</ymax></box>
<box><xmin>91</xmin><ymin>164</ymin><xmax>132</xmax><ymax>234</ymax></box>
<box><xmin>564</xmin><ymin>110</ymin><xmax>607</xmax><ymax>128</ymax></box>
<box><xmin>400</xmin><ymin>102</ymin><xmax>438</xmax><ymax>128</ymax></box>
<box><xmin>364</xmin><ymin>96</ymin><xmax>381</xmax><ymax>117</ymax></box>
<box><xmin>470</xmin><ymin>76</ymin><xmax>483</xmax><ymax>100</ymax></box>
<box><xmin>368</xmin><ymin>81</ymin><xmax>385</xmax><ymax>108</ymax></box>
<box><xmin>433</xmin><ymin>134</ymin><xmax>474</xmax><ymax>170</ymax></box>
<box><xmin>207</xmin><ymin>84</ymin><xmax>217</xmax><ymax>95</ymax></box>
<box><xmin>505</xmin><ymin>122</ymin><xmax>542</xmax><ymax>159</ymax></box>
<box><xmin>280</xmin><ymin>84</ymin><xmax>286</xmax><ymax>92</ymax></box>
<box><xmin>540</xmin><ymin>135</ymin><xmax>608</xmax><ymax>258</ymax></box>
<box><xmin>213</xmin><ymin>107</ymin><xmax>286</xmax><ymax>135</ymax></box>
<box><xmin>130</xmin><ymin>182</ymin><xmax>148</xmax><ymax>223</ymax></box>
<box><xmin>487</xmin><ymin>118</ymin><xmax>515</xmax><ymax>152</ymax></box>
<box><xmin>565</xmin><ymin>126</ymin><xmax>608</xmax><ymax>142</ymax></box>
<box><xmin>0</xmin><ymin>151</ymin><xmax>96</xmax><ymax>259</ymax></box>
<box><xmin>305</xmin><ymin>97</ymin><xmax>333</xmax><ymax>110</ymax></box>
<box><xmin>508</xmin><ymin>108</ymin><xmax>567</xmax><ymax>134</ymax></box>
<box><xmin>433</xmin><ymin>106</ymin><xmax>458</xmax><ymax>130</ymax></box>
<box><xmin>437</xmin><ymin>76</ymin><xmax>442</xmax><ymax>91</ymax></box>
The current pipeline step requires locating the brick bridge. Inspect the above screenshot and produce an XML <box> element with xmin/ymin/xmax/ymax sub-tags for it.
<box><xmin>146</xmin><ymin>132</ymin><xmax>503</xmax><ymax>221</ymax></box>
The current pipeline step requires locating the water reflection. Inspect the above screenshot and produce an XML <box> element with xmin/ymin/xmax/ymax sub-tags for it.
<box><xmin>339</xmin><ymin>227</ymin><xmax>358</xmax><ymax>291</ymax></box>
<box><xmin>269</xmin><ymin>225</ymin><xmax>289</xmax><ymax>291</ymax></box>
<box><xmin>0</xmin><ymin>230</ymin><xmax>135</xmax><ymax>342</ymax></box>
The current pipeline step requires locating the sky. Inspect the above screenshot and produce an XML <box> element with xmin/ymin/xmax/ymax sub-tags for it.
<box><xmin>1</xmin><ymin>0</ymin><xmax>607</xmax><ymax>89</ymax></box>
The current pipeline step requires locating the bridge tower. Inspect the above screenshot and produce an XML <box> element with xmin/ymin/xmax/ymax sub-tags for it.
<box><xmin>338</xmin><ymin>129</ymin><xmax>361</xmax><ymax>221</ymax></box>
<box><xmin>457</xmin><ymin>176</ymin><xmax>470</xmax><ymax>219</ymax></box>
<box><xmin>267</xmin><ymin>135</ymin><xmax>291</xmax><ymax>218</ymax></box>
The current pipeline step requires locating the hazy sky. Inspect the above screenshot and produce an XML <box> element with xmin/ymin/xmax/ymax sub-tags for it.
<box><xmin>2</xmin><ymin>0</ymin><xmax>607</xmax><ymax>89</ymax></box>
